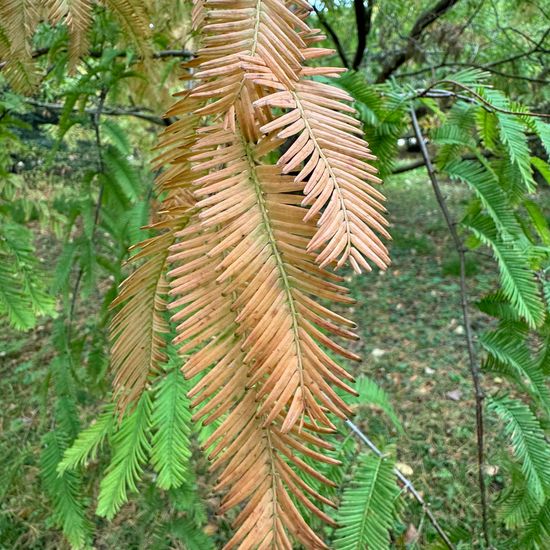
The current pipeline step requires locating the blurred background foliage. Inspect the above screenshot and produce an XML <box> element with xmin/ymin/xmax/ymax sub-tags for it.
<box><xmin>1</xmin><ymin>0</ymin><xmax>550</xmax><ymax>548</ymax></box>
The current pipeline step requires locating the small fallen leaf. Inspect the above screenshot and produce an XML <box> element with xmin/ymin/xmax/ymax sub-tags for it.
<box><xmin>446</xmin><ymin>389</ymin><xmax>463</xmax><ymax>401</ymax></box>
<box><xmin>404</xmin><ymin>523</ymin><xmax>419</xmax><ymax>544</ymax></box>
<box><xmin>396</xmin><ymin>462</ymin><xmax>414</xmax><ymax>477</ymax></box>
<box><xmin>483</xmin><ymin>464</ymin><xmax>499</xmax><ymax>476</ymax></box>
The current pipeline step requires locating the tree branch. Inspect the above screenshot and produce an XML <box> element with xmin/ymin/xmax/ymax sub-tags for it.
<box><xmin>395</xmin><ymin>27</ymin><xmax>550</xmax><ymax>83</ymax></box>
<box><xmin>24</xmin><ymin>99</ymin><xmax>170</xmax><ymax>126</ymax></box>
<box><xmin>414</xmin><ymin>80</ymin><xmax>550</xmax><ymax>118</ymax></box>
<box><xmin>410</xmin><ymin>108</ymin><xmax>490</xmax><ymax>548</ymax></box>
<box><xmin>352</xmin><ymin>0</ymin><xmax>374</xmax><ymax>70</ymax></box>
<box><xmin>0</xmin><ymin>47</ymin><xmax>193</xmax><ymax>71</ymax></box>
<box><xmin>312</xmin><ymin>5</ymin><xmax>350</xmax><ymax>69</ymax></box>
<box><xmin>376</xmin><ymin>0</ymin><xmax>461</xmax><ymax>83</ymax></box>
<box><xmin>346</xmin><ymin>420</ymin><xmax>456</xmax><ymax>550</ymax></box>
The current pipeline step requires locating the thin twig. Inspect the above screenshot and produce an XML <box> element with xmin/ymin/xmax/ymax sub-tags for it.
<box><xmin>415</xmin><ymin>80</ymin><xmax>550</xmax><ymax>118</ymax></box>
<box><xmin>24</xmin><ymin>99</ymin><xmax>168</xmax><ymax>126</ymax></box>
<box><xmin>410</xmin><ymin>108</ymin><xmax>490</xmax><ymax>548</ymax></box>
<box><xmin>376</xmin><ymin>0</ymin><xmax>461</xmax><ymax>82</ymax></box>
<box><xmin>68</xmin><ymin>88</ymin><xmax>108</xmax><ymax>330</ymax></box>
<box><xmin>312</xmin><ymin>5</ymin><xmax>350</xmax><ymax>68</ymax></box>
<box><xmin>345</xmin><ymin>419</ymin><xmax>456</xmax><ymax>550</ymax></box>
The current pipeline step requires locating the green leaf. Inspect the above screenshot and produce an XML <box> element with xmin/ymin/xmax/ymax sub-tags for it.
<box><xmin>488</xmin><ymin>396</ymin><xmax>550</xmax><ymax>504</ymax></box>
<box><xmin>497</xmin><ymin>466</ymin><xmax>542</xmax><ymax>530</ymax></box>
<box><xmin>482</xmin><ymin>89</ymin><xmax>535</xmax><ymax>191</ymax></box>
<box><xmin>58</xmin><ymin>405</ymin><xmax>115</xmax><ymax>473</ymax></box>
<box><xmin>534</xmin><ymin>120</ymin><xmax>550</xmax><ymax>158</ymax></box>
<box><xmin>0</xmin><ymin>221</ymin><xmax>55</xmax><ymax>329</ymax></box>
<box><xmin>334</xmin><ymin>452</ymin><xmax>399</xmax><ymax>550</ymax></box>
<box><xmin>463</xmin><ymin>214</ymin><xmax>544</xmax><ymax>328</ymax></box>
<box><xmin>101</xmin><ymin>119</ymin><xmax>132</xmax><ymax>155</ymax></box>
<box><xmin>445</xmin><ymin>159</ymin><xmax>520</xmax><ymax>236</ymax></box>
<box><xmin>150</xmin><ymin>367</ymin><xmax>192</xmax><ymax>490</ymax></box>
<box><xmin>41</xmin><ymin>431</ymin><xmax>92</xmax><ymax>549</ymax></box>
<box><xmin>167</xmin><ymin>517</ymin><xmax>215</xmax><ymax>550</ymax></box>
<box><xmin>480</xmin><ymin>330</ymin><xmax>550</xmax><ymax>411</ymax></box>
<box><xmin>103</xmin><ymin>145</ymin><xmax>141</xmax><ymax>203</ymax></box>
<box><xmin>524</xmin><ymin>199</ymin><xmax>550</xmax><ymax>245</ymax></box>
<box><xmin>96</xmin><ymin>391</ymin><xmax>152</xmax><ymax>519</ymax></box>
<box><xmin>531</xmin><ymin>157</ymin><xmax>550</xmax><ymax>185</ymax></box>
<box><xmin>520</xmin><ymin>498</ymin><xmax>550</xmax><ymax>548</ymax></box>
<box><xmin>476</xmin><ymin>292</ymin><xmax>521</xmax><ymax>323</ymax></box>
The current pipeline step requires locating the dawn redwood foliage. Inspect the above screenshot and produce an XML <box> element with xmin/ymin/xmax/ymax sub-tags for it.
<box><xmin>2</xmin><ymin>1</ymin><xmax>550</xmax><ymax>549</ymax></box>
<box><xmin>111</xmin><ymin>1</ymin><xmax>390</xmax><ymax>547</ymax></box>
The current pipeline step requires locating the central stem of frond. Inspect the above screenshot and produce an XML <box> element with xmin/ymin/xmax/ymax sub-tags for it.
<box><xmin>241</xmin><ymin>137</ymin><xmax>306</xmax><ymax>427</ymax></box>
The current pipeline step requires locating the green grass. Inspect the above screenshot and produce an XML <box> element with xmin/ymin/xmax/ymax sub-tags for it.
<box><xmin>0</xmin><ymin>167</ymin><xmax>543</xmax><ymax>548</ymax></box>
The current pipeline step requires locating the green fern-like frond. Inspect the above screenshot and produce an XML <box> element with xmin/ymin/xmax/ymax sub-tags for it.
<box><xmin>533</xmin><ymin>120</ymin><xmax>550</xmax><ymax>158</ymax></box>
<box><xmin>96</xmin><ymin>390</ymin><xmax>152</xmax><ymax>519</ymax></box>
<box><xmin>167</xmin><ymin>517</ymin><xmax>215</xmax><ymax>550</ymax></box>
<box><xmin>476</xmin><ymin>108</ymin><xmax>499</xmax><ymax>151</ymax></box>
<box><xmin>444</xmin><ymin>67</ymin><xmax>491</xmax><ymax>87</ymax></box>
<box><xmin>497</xmin><ymin>465</ymin><xmax>542</xmax><ymax>530</ymax></box>
<box><xmin>488</xmin><ymin>395</ymin><xmax>550</xmax><ymax>504</ymax></box>
<box><xmin>476</xmin><ymin>292</ymin><xmax>521</xmax><ymax>323</ymax></box>
<box><xmin>0</xmin><ymin>222</ymin><xmax>55</xmax><ymax>329</ymax></box>
<box><xmin>102</xmin><ymin>145</ymin><xmax>141</xmax><ymax>204</ymax></box>
<box><xmin>150</xmin><ymin>366</ymin><xmax>192</xmax><ymax>490</ymax></box>
<box><xmin>433</xmin><ymin>123</ymin><xmax>476</xmax><ymax>149</ymax></box>
<box><xmin>351</xmin><ymin>376</ymin><xmax>404</xmax><ymax>434</ymax></box>
<box><xmin>482</xmin><ymin>89</ymin><xmax>535</xmax><ymax>192</ymax></box>
<box><xmin>524</xmin><ymin>199</ymin><xmax>550</xmax><ymax>245</ymax></box>
<box><xmin>463</xmin><ymin>213</ymin><xmax>544</xmax><ymax>328</ymax></box>
<box><xmin>531</xmin><ymin>157</ymin><xmax>550</xmax><ymax>185</ymax></box>
<box><xmin>334</xmin><ymin>452</ymin><xmax>399</xmax><ymax>550</ymax></box>
<box><xmin>445</xmin><ymin>159</ymin><xmax>520</xmax><ymax>236</ymax></box>
<box><xmin>338</xmin><ymin>75</ymin><xmax>407</xmax><ymax>178</ymax></box>
<box><xmin>58</xmin><ymin>405</ymin><xmax>115</xmax><ymax>473</ymax></box>
<box><xmin>41</xmin><ymin>431</ymin><xmax>92</xmax><ymax>549</ymax></box>
<box><xmin>481</xmin><ymin>330</ymin><xmax>550</xmax><ymax>411</ymax></box>
<box><xmin>520</xmin><ymin>498</ymin><xmax>550</xmax><ymax>549</ymax></box>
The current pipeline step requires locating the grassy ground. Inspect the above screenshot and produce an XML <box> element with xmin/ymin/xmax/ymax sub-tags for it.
<box><xmin>346</xmin><ymin>169</ymin><xmax>504</xmax><ymax>547</ymax></box>
<box><xmin>0</xmin><ymin>168</ymin><xmax>523</xmax><ymax>548</ymax></box>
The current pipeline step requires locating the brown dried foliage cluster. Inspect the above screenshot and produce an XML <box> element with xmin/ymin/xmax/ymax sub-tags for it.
<box><xmin>110</xmin><ymin>0</ymin><xmax>390</xmax><ymax>547</ymax></box>
<box><xmin>0</xmin><ymin>0</ymin><xmax>150</xmax><ymax>91</ymax></box>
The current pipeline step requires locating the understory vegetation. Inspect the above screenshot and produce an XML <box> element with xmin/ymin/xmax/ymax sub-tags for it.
<box><xmin>1</xmin><ymin>1</ymin><xmax>549</xmax><ymax>549</ymax></box>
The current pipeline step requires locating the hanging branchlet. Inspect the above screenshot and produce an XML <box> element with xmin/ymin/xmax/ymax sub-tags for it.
<box><xmin>109</xmin><ymin>0</ymin><xmax>390</xmax><ymax>546</ymax></box>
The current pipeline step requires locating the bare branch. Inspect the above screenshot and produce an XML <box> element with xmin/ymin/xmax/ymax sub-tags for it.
<box><xmin>352</xmin><ymin>0</ymin><xmax>374</xmax><ymax>70</ymax></box>
<box><xmin>410</xmin><ymin>108</ymin><xmax>490</xmax><ymax>548</ymax></box>
<box><xmin>376</xmin><ymin>0</ymin><xmax>461</xmax><ymax>83</ymax></box>
<box><xmin>0</xmin><ymin>47</ymin><xmax>193</xmax><ymax>71</ymax></box>
<box><xmin>312</xmin><ymin>5</ymin><xmax>350</xmax><ymax>69</ymax></box>
<box><xmin>415</xmin><ymin>80</ymin><xmax>550</xmax><ymax>118</ymax></box>
<box><xmin>24</xmin><ymin>99</ymin><xmax>169</xmax><ymax>126</ymax></box>
<box><xmin>346</xmin><ymin>420</ymin><xmax>456</xmax><ymax>550</ymax></box>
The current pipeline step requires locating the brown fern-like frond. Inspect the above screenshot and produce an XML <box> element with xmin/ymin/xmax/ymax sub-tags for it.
<box><xmin>0</xmin><ymin>0</ymin><xmax>39</xmax><ymax>92</ymax></box>
<box><xmin>110</xmin><ymin>194</ymin><xmax>194</xmax><ymax>413</ymax></box>
<box><xmin>255</xmin><ymin>78</ymin><xmax>391</xmax><ymax>273</ymax></box>
<box><xmin>168</xmin><ymin>211</ymin><xmax>337</xmax><ymax>549</ymax></box>
<box><xmin>47</xmin><ymin>0</ymin><xmax>93</xmax><ymax>70</ymax></box>
<box><xmin>180</xmin><ymin>124</ymin><xmax>358</xmax><ymax>433</ymax></box>
<box><xmin>108</xmin><ymin>0</ymin><xmax>391</xmax><ymax>545</ymax></box>
<box><xmin>109</xmin><ymin>93</ymin><xmax>202</xmax><ymax>414</ymax></box>
<box><xmin>101</xmin><ymin>0</ymin><xmax>151</xmax><ymax>58</ymax></box>
<box><xmin>189</xmin><ymin>0</ymin><xmax>312</xmax><ymax>126</ymax></box>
